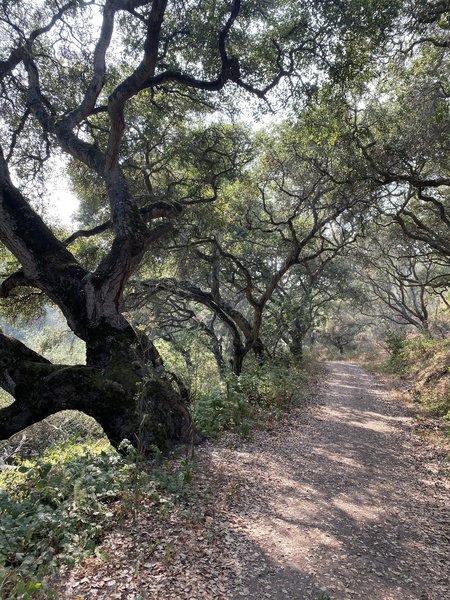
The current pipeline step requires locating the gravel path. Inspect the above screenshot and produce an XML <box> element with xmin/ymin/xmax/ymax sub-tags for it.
<box><xmin>56</xmin><ymin>362</ymin><xmax>449</xmax><ymax>600</ymax></box>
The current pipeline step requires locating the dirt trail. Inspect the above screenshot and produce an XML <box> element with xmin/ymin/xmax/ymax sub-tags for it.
<box><xmin>218</xmin><ymin>361</ymin><xmax>449</xmax><ymax>600</ymax></box>
<box><xmin>57</xmin><ymin>362</ymin><xmax>449</xmax><ymax>600</ymax></box>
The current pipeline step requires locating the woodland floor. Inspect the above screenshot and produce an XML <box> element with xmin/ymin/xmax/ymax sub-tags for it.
<box><xmin>53</xmin><ymin>362</ymin><xmax>450</xmax><ymax>600</ymax></box>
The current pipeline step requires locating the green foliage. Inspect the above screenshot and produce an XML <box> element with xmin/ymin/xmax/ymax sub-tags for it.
<box><xmin>0</xmin><ymin>442</ymin><xmax>127</xmax><ymax>598</ymax></box>
<box><xmin>193</xmin><ymin>385</ymin><xmax>252</xmax><ymax>437</ymax></box>
<box><xmin>0</xmin><ymin>434</ymin><xmax>200</xmax><ymax>599</ymax></box>
<box><xmin>401</xmin><ymin>336</ymin><xmax>436</xmax><ymax>363</ymax></box>
<box><xmin>381</xmin><ymin>335</ymin><xmax>450</xmax><ymax>419</ymax></box>
<box><xmin>402</xmin><ymin>338</ymin><xmax>450</xmax><ymax>419</ymax></box>
<box><xmin>150</xmin><ymin>458</ymin><xmax>196</xmax><ymax>502</ymax></box>
<box><xmin>154</xmin><ymin>335</ymin><xmax>219</xmax><ymax>398</ymax></box>
<box><xmin>193</xmin><ymin>360</ymin><xmax>307</xmax><ymax>437</ymax></box>
<box><xmin>383</xmin><ymin>330</ymin><xmax>408</xmax><ymax>373</ymax></box>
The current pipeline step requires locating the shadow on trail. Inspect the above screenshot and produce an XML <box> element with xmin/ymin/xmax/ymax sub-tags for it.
<box><xmin>201</xmin><ymin>361</ymin><xmax>449</xmax><ymax>600</ymax></box>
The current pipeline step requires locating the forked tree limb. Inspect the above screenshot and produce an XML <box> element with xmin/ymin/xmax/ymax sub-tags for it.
<box><xmin>64</xmin><ymin>200</ymin><xmax>182</xmax><ymax>245</ymax></box>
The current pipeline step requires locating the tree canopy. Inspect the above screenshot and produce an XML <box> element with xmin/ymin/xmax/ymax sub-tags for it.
<box><xmin>0</xmin><ymin>0</ymin><xmax>448</xmax><ymax>452</ymax></box>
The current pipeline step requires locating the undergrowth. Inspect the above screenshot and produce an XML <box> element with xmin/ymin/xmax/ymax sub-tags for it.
<box><xmin>0</xmin><ymin>358</ymin><xmax>312</xmax><ymax>598</ymax></box>
<box><xmin>0</xmin><ymin>441</ymin><xmax>120</xmax><ymax>598</ymax></box>
<box><xmin>382</xmin><ymin>334</ymin><xmax>450</xmax><ymax>419</ymax></box>
<box><xmin>193</xmin><ymin>359</ymin><xmax>309</xmax><ymax>437</ymax></box>
<box><xmin>0</xmin><ymin>440</ymin><xmax>195</xmax><ymax>599</ymax></box>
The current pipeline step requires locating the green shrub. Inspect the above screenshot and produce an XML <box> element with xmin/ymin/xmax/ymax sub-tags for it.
<box><xmin>383</xmin><ymin>330</ymin><xmax>408</xmax><ymax>373</ymax></box>
<box><xmin>381</xmin><ymin>335</ymin><xmax>450</xmax><ymax>419</ymax></box>
<box><xmin>0</xmin><ymin>442</ymin><xmax>130</xmax><ymax>599</ymax></box>
<box><xmin>0</xmin><ymin>437</ymin><xmax>200</xmax><ymax>599</ymax></box>
<box><xmin>408</xmin><ymin>338</ymin><xmax>450</xmax><ymax>419</ymax></box>
<box><xmin>150</xmin><ymin>458</ymin><xmax>196</xmax><ymax>501</ymax></box>
<box><xmin>193</xmin><ymin>360</ymin><xmax>307</xmax><ymax>436</ymax></box>
<box><xmin>193</xmin><ymin>384</ymin><xmax>251</xmax><ymax>436</ymax></box>
<box><xmin>402</xmin><ymin>336</ymin><xmax>435</xmax><ymax>364</ymax></box>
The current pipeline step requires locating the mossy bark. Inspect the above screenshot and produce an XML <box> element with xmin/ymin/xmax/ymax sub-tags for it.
<box><xmin>0</xmin><ymin>325</ymin><xmax>200</xmax><ymax>454</ymax></box>
<box><xmin>81</xmin><ymin>323</ymin><xmax>202</xmax><ymax>452</ymax></box>
<box><xmin>0</xmin><ymin>156</ymin><xmax>198</xmax><ymax>454</ymax></box>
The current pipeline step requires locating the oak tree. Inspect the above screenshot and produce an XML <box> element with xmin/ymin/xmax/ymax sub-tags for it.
<box><xmin>0</xmin><ymin>0</ymin><xmax>400</xmax><ymax>451</ymax></box>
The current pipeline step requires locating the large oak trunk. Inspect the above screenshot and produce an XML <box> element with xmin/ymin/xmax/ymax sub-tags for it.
<box><xmin>0</xmin><ymin>156</ymin><xmax>199</xmax><ymax>454</ymax></box>
<box><xmin>85</xmin><ymin>324</ymin><xmax>198</xmax><ymax>451</ymax></box>
<box><xmin>0</xmin><ymin>320</ymin><xmax>200</xmax><ymax>455</ymax></box>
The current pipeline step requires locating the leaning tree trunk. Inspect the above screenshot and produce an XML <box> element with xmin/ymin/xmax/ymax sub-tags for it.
<box><xmin>230</xmin><ymin>336</ymin><xmax>265</xmax><ymax>376</ymax></box>
<box><xmin>0</xmin><ymin>149</ymin><xmax>201</xmax><ymax>455</ymax></box>
<box><xmin>0</xmin><ymin>323</ymin><xmax>200</xmax><ymax>454</ymax></box>
<box><xmin>84</xmin><ymin>322</ymin><xmax>200</xmax><ymax>451</ymax></box>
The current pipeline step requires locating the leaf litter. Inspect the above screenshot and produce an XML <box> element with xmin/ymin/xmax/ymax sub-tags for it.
<box><xmin>50</xmin><ymin>362</ymin><xmax>449</xmax><ymax>600</ymax></box>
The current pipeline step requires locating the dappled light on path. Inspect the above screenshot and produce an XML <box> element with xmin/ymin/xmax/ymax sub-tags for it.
<box><xmin>209</xmin><ymin>362</ymin><xmax>449</xmax><ymax>600</ymax></box>
<box><xmin>56</xmin><ymin>362</ymin><xmax>449</xmax><ymax>599</ymax></box>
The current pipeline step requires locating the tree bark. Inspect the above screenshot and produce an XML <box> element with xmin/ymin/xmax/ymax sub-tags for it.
<box><xmin>0</xmin><ymin>327</ymin><xmax>199</xmax><ymax>453</ymax></box>
<box><xmin>289</xmin><ymin>337</ymin><xmax>304</xmax><ymax>361</ymax></box>
<box><xmin>231</xmin><ymin>343</ymin><xmax>245</xmax><ymax>376</ymax></box>
<box><xmin>0</xmin><ymin>143</ymin><xmax>200</xmax><ymax>453</ymax></box>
